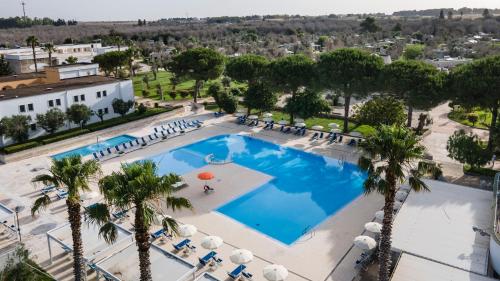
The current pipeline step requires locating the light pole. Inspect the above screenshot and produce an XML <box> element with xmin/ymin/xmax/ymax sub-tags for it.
<box><xmin>14</xmin><ymin>205</ymin><xmax>25</xmax><ymax>242</ymax></box>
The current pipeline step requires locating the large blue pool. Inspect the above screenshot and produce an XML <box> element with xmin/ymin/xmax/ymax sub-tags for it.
<box><xmin>52</xmin><ymin>135</ymin><xmax>136</xmax><ymax>160</ymax></box>
<box><xmin>144</xmin><ymin>134</ymin><xmax>367</xmax><ymax>245</ymax></box>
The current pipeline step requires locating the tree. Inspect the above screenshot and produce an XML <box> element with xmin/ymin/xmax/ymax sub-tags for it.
<box><xmin>26</xmin><ymin>36</ymin><xmax>39</xmax><ymax>72</ymax></box>
<box><xmin>111</xmin><ymin>98</ymin><xmax>134</xmax><ymax>117</ymax></box>
<box><xmin>382</xmin><ymin>60</ymin><xmax>443</xmax><ymax>127</ymax></box>
<box><xmin>360</xmin><ymin>17</ymin><xmax>380</xmax><ymax>33</ymax></box>
<box><xmin>36</xmin><ymin>108</ymin><xmax>66</xmax><ymax>134</ymax></box>
<box><xmin>156</xmin><ymin>84</ymin><xmax>163</xmax><ymax>101</ymax></box>
<box><xmin>207</xmin><ymin>81</ymin><xmax>224</xmax><ymax>112</ymax></box>
<box><xmin>31</xmin><ymin>155</ymin><xmax>101</xmax><ymax>281</ymax></box>
<box><xmin>244</xmin><ymin>82</ymin><xmax>277</xmax><ymax>114</ymax></box>
<box><xmin>318</xmin><ymin>48</ymin><xmax>384</xmax><ymax>133</ymax></box>
<box><xmin>85</xmin><ymin>161</ymin><xmax>191</xmax><ymax>281</ymax></box>
<box><xmin>0</xmin><ymin>54</ymin><xmax>13</xmax><ymax>76</ymax></box>
<box><xmin>125</xmin><ymin>44</ymin><xmax>139</xmax><ymax>77</ymax></box>
<box><xmin>65</xmin><ymin>56</ymin><xmax>78</xmax><ymax>64</ymax></box>
<box><xmin>402</xmin><ymin>44</ymin><xmax>425</xmax><ymax>60</ymax></box>
<box><xmin>352</xmin><ymin>96</ymin><xmax>406</xmax><ymax>127</ymax></box>
<box><xmin>447</xmin><ymin>10</ymin><xmax>453</xmax><ymax>20</ymax></box>
<box><xmin>42</xmin><ymin>42</ymin><xmax>56</xmax><ymax>67</ymax></box>
<box><xmin>1</xmin><ymin>115</ymin><xmax>31</xmax><ymax>143</ymax></box>
<box><xmin>358</xmin><ymin>125</ymin><xmax>432</xmax><ymax>281</ymax></box>
<box><xmin>447</xmin><ymin>129</ymin><xmax>490</xmax><ymax>168</ymax></box>
<box><xmin>226</xmin><ymin>54</ymin><xmax>269</xmax><ymax>86</ymax></box>
<box><xmin>317</xmin><ymin>35</ymin><xmax>330</xmax><ymax>49</ymax></box>
<box><xmin>221</xmin><ymin>76</ymin><xmax>231</xmax><ymax>89</ymax></box>
<box><xmin>66</xmin><ymin>104</ymin><xmax>92</xmax><ymax>129</ymax></box>
<box><xmin>439</xmin><ymin>9</ymin><xmax>445</xmax><ymax>19</ymax></box>
<box><xmin>168</xmin><ymin>48</ymin><xmax>225</xmax><ymax>103</ymax></box>
<box><xmin>219</xmin><ymin>91</ymin><xmax>238</xmax><ymax>114</ymax></box>
<box><xmin>483</xmin><ymin>9</ymin><xmax>491</xmax><ymax>19</ymax></box>
<box><xmin>284</xmin><ymin>90</ymin><xmax>330</xmax><ymax>120</ymax></box>
<box><xmin>92</xmin><ymin>51</ymin><xmax>128</xmax><ymax>77</ymax></box>
<box><xmin>267</xmin><ymin>54</ymin><xmax>315</xmax><ymax>123</ymax></box>
<box><xmin>448</xmin><ymin>56</ymin><xmax>500</xmax><ymax>150</ymax></box>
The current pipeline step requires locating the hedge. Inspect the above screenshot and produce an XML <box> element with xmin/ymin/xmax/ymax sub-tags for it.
<box><xmin>1</xmin><ymin>106</ymin><xmax>179</xmax><ymax>155</ymax></box>
<box><xmin>463</xmin><ymin>164</ymin><xmax>498</xmax><ymax>178</ymax></box>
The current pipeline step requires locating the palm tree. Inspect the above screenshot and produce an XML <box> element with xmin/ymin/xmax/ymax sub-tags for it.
<box><xmin>42</xmin><ymin>42</ymin><xmax>56</xmax><ymax>66</ymax></box>
<box><xmin>358</xmin><ymin>125</ymin><xmax>434</xmax><ymax>281</ymax></box>
<box><xmin>26</xmin><ymin>36</ymin><xmax>39</xmax><ymax>72</ymax></box>
<box><xmin>86</xmin><ymin>161</ymin><xmax>192</xmax><ymax>281</ymax></box>
<box><xmin>31</xmin><ymin>155</ymin><xmax>101</xmax><ymax>281</ymax></box>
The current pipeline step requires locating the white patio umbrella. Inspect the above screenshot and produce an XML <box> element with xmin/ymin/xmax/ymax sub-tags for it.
<box><xmin>353</xmin><ymin>235</ymin><xmax>377</xmax><ymax>251</ymax></box>
<box><xmin>201</xmin><ymin>236</ymin><xmax>223</xmax><ymax>250</ymax></box>
<box><xmin>375</xmin><ymin>210</ymin><xmax>384</xmax><ymax>220</ymax></box>
<box><xmin>330</xmin><ymin>128</ymin><xmax>340</xmax><ymax>133</ymax></box>
<box><xmin>278</xmin><ymin>120</ymin><xmax>289</xmax><ymax>125</ymax></box>
<box><xmin>230</xmin><ymin>249</ymin><xmax>254</xmax><ymax>264</ymax></box>
<box><xmin>328</xmin><ymin>123</ymin><xmax>339</xmax><ymax>129</ymax></box>
<box><xmin>311</xmin><ymin>125</ymin><xmax>324</xmax><ymax>130</ymax></box>
<box><xmin>350</xmin><ymin>132</ymin><xmax>362</xmax><ymax>137</ymax></box>
<box><xmin>248</xmin><ymin>115</ymin><xmax>258</xmax><ymax>120</ymax></box>
<box><xmin>295</xmin><ymin>122</ymin><xmax>306</xmax><ymax>128</ymax></box>
<box><xmin>178</xmin><ymin>224</ymin><xmax>197</xmax><ymax>237</ymax></box>
<box><xmin>364</xmin><ymin>222</ymin><xmax>383</xmax><ymax>234</ymax></box>
<box><xmin>263</xmin><ymin>117</ymin><xmax>273</xmax><ymax>122</ymax></box>
<box><xmin>393</xmin><ymin>201</ymin><xmax>403</xmax><ymax>210</ymax></box>
<box><xmin>395</xmin><ymin>191</ymin><xmax>408</xmax><ymax>201</ymax></box>
<box><xmin>80</xmin><ymin>191</ymin><xmax>99</xmax><ymax>201</ymax></box>
<box><xmin>263</xmin><ymin>264</ymin><xmax>288</xmax><ymax>281</ymax></box>
<box><xmin>294</xmin><ymin>118</ymin><xmax>305</xmax><ymax>123</ymax></box>
<box><xmin>235</xmin><ymin>112</ymin><xmax>245</xmax><ymax>117</ymax></box>
<box><xmin>263</xmin><ymin>112</ymin><xmax>273</xmax><ymax>118</ymax></box>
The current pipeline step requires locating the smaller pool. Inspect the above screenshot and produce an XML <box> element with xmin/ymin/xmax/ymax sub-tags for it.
<box><xmin>52</xmin><ymin>135</ymin><xmax>136</xmax><ymax>160</ymax></box>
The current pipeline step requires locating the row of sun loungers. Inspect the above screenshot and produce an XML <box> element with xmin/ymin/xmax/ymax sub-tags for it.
<box><xmin>91</xmin><ymin>119</ymin><xmax>203</xmax><ymax>161</ymax></box>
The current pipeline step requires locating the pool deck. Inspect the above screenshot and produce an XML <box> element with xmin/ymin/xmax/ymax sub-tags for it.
<box><xmin>0</xmin><ymin>109</ymin><xmax>384</xmax><ymax>281</ymax></box>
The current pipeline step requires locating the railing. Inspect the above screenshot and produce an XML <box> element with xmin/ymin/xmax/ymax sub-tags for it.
<box><xmin>490</xmin><ymin>173</ymin><xmax>500</xmax><ymax>274</ymax></box>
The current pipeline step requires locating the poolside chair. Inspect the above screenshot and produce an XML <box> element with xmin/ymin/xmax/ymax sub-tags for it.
<box><xmin>173</xmin><ymin>239</ymin><xmax>191</xmax><ymax>251</ymax></box>
<box><xmin>283</xmin><ymin>127</ymin><xmax>291</xmax><ymax>134</ymax></box>
<box><xmin>154</xmin><ymin>127</ymin><xmax>159</xmax><ymax>133</ymax></box>
<box><xmin>310</xmin><ymin>132</ymin><xmax>319</xmax><ymax>140</ymax></box>
<box><xmin>338</xmin><ymin>135</ymin><xmax>344</xmax><ymax>143</ymax></box>
<box><xmin>106</xmin><ymin>147</ymin><xmax>113</xmax><ymax>154</ymax></box>
<box><xmin>347</xmin><ymin>139</ymin><xmax>356</xmax><ymax>146</ymax></box>
<box><xmin>172</xmin><ymin>127</ymin><xmax>177</xmax><ymax>133</ymax></box>
<box><xmin>151</xmin><ymin>228</ymin><xmax>172</xmax><ymax>240</ymax></box>
<box><xmin>112</xmin><ymin>209</ymin><xmax>128</xmax><ymax>220</ymax></box>
<box><xmin>328</xmin><ymin>133</ymin><xmax>338</xmax><ymax>144</ymax></box>
<box><xmin>227</xmin><ymin>265</ymin><xmax>246</xmax><ymax>280</ymax></box>
<box><xmin>319</xmin><ymin>132</ymin><xmax>324</xmax><ymax>139</ymax></box>
<box><xmin>99</xmin><ymin>150</ymin><xmax>106</xmax><ymax>157</ymax></box>
<box><xmin>135</xmin><ymin>139</ymin><xmax>141</xmax><ymax>146</ymax></box>
<box><xmin>161</xmin><ymin>131</ymin><xmax>167</xmax><ymax>138</ymax></box>
<box><xmin>301</xmin><ymin>128</ymin><xmax>306</xmax><ymax>136</ymax></box>
<box><xmin>92</xmin><ymin>152</ymin><xmax>100</xmax><ymax>161</ymax></box>
<box><xmin>122</xmin><ymin>143</ymin><xmax>128</xmax><ymax>150</ymax></box>
<box><xmin>41</xmin><ymin>184</ymin><xmax>56</xmax><ymax>194</ymax></box>
<box><xmin>270</xmin><ymin>122</ymin><xmax>274</xmax><ymax>130</ymax></box>
<box><xmin>280</xmin><ymin>125</ymin><xmax>285</xmax><ymax>132</ymax></box>
<box><xmin>148</xmin><ymin>135</ymin><xmax>154</xmax><ymax>141</ymax></box>
<box><xmin>199</xmin><ymin>251</ymin><xmax>217</xmax><ymax>266</ymax></box>
<box><xmin>114</xmin><ymin>145</ymin><xmax>121</xmax><ymax>153</ymax></box>
<box><xmin>57</xmin><ymin>189</ymin><xmax>68</xmax><ymax>200</ymax></box>
<box><xmin>129</xmin><ymin>140</ymin><xmax>135</xmax><ymax>147</ymax></box>
<box><xmin>141</xmin><ymin>137</ymin><xmax>147</xmax><ymax>145</ymax></box>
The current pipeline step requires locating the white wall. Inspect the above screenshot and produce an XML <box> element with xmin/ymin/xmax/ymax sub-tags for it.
<box><xmin>0</xmin><ymin>79</ymin><xmax>135</xmax><ymax>147</ymax></box>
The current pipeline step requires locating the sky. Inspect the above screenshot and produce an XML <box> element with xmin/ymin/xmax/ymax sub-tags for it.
<box><xmin>2</xmin><ymin>0</ymin><xmax>500</xmax><ymax>21</ymax></box>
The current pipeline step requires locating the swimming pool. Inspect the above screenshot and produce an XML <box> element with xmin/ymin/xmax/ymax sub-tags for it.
<box><xmin>145</xmin><ymin>134</ymin><xmax>367</xmax><ymax>245</ymax></box>
<box><xmin>52</xmin><ymin>135</ymin><xmax>136</xmax><ymax>160</ymax></box>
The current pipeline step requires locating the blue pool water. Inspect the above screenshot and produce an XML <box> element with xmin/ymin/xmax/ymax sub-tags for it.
<box><xmin>52</xmin><ymin>135</ymin><xmax>137</xmax><ymax>160</ymax></box>
<box><xmin>144</xmin><ymin>134</ymin><xmax>367</xmax><ymax>245</ymax></box>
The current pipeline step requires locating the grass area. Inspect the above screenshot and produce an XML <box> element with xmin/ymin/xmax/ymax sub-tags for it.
<box><xmin>206</xmin><ymin>104</ymin><xmax>376</xmax><ymax>137</ymax></box>
<box><xmin>1</xmin><ymin>107</ymin><xmax>176</xmax><ymax>154</ymax></box>
<box><xmin>133</xmin><ymin>71</ymin><xmax>247</xmax><ymax>101</ymax></box>
<box><xmin>448</xmin><ymin>107</ymin><xmax>491</xmax><ymax>130</ymax></box>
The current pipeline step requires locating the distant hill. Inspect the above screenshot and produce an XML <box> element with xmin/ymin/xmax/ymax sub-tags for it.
<box><xmin>393</xmin><ymin>8</ymin><xmax>500</xmax><ymax>17</ymax></box>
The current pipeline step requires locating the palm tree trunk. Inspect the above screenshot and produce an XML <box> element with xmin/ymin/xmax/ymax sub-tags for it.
<box><xmin>289</xmin><ymin>90</ymin><xmax>296</xmax><ymax>124</ymax></box>
<box><xmin>487</xmin><ymin>102</ymin><xmax>499</xmax><ymax>151</ymax></box>
<box><xmin>378</xmin><ymin>172</ymin><xmax>396</xmax><ymax>281</ymax></box>
<box><xmin>32</xmin><ymin>45</ymin><xmax>38</xmax><ymax>72</ymax></box>
<box><xmin>343</xmin><ymin>93</ymin><xmax>351</xmax><ymax>133</ymax></box>
<box><xmin>134</xmin><ymin>203</ymin><xmax>153</xmax><ymax>281</ymax></box>
<box><xmin>48</xmin><ymin>52</ymin><xmax>52</xmax><ymax>67</ymax></box>
<box><xmin>66</xmin><ymin>200</ymin><xmax>85</xmax><ymax>281</ymax></box>
<box><xmin>407</xmin><ymin>105</ymin><xmax>413</xmax><ymax>128</ymax></box>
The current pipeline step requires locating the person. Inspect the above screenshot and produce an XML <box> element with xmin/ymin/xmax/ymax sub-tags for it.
<box><xmin>204</xmin><ymin>184</ymin><xmax>214</xmax><ymax>193</ymax></box>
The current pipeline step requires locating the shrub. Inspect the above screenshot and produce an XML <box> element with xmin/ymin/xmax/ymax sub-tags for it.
<box><xmin>142</xmin><ymin>90</ymin><xmax>149</xmax><ymax>97</ymax></box>
<box><xmin>447</xmin><ymin>129</ymin><xmax>491</xmax><ymax>168</ymax></box>
<box><xmin>137</xmin><ymin>103</ymin><xmax>147</xmax><ymax>114</ymax></box>
<box><xmin>179</xmin><ymin>90</ymin><xmax>190</xmax><ymax>99</ymax></box>
<box><xmin>463</xmin><ymin>164</ymin><xmax>497</xmax><ymax>177</ymax></box>
<box><xmin>352</xmin><ymin>96</ymin><xmax>406</xmax><ymax>127</ymax></box>
<box><xmin>168</xmin><ymin>92</ymin><xmax>177</xmax><ymax>100</ymax></box>
<box><xmin>41</xmin><ymin>129</ymin><xmax>90</xmax><ymax>145</ymax></box>
<box><xmin>219</xmin><ymin>92</ymin><xmax>238</xmax><ymax>114</ymax></box>
<box><xmin>2</xmin><ymin>141</ymin><xmax>39</xmax><ymax>154</ymax></box>
<box><xmin>467</xmin><ymin>113</ymin><xmax>479</xmax><ymax>126</ymax></box>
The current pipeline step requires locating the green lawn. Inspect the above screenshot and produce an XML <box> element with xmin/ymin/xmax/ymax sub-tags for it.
<box><xmin>133</xmin><ymin>71</ymin><xmax>246</xmax><ymax>101</ymax></box>
<box><xmin>206</xmin><ymin>104</ymin><xmax>376</xmax><ymax>137</ymax></box>
<box><xmin>448</xmin><ymin>107</ymin><xmax>491</xmax><ymax>129</ymax></box>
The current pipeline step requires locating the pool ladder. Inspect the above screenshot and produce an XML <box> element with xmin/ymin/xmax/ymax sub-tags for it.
<box><xmin>339</xmin><ymin>154</ymin><xmax>346</xmax><ymax>166</ymax></box>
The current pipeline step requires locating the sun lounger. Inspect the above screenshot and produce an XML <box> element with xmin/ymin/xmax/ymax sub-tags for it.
<box><xmin>106</xmin><ymin>147</ymin><xmax>113</xmax><ymax>154</ymax></box>
<box><xmin>301</xmin><ymin>128</ymin><xmax>306</xmax><ymax>136</ymax></box>
<box><xmin>92</xmin><ymin>152</ymin><xmax>100</xmax><ymax>160</ymax></box>
<box><xmin>319</xmin><ymin>132</ymin><xmax>324</xmax><ymax>138</ymax></box>
<box><xmin>112</xmin><ymin>209</ymin><xmax>128</xmax><ymax>220</ymax></box>
<box><xmin>154</xmin><ymin>127</ymin><xmax>159</xmax><ymax>133</ymax></box>
<box><xmin>338</xmin><ymin>135</ymin><xmax>344</xmax><ymax>143</ymax></box>
<box><xmin>141</xmin><ymin>137</ymin><xmax>147</xmax><ymax>145</ymax></box>
<box><xmin>57</xmin><ymin>189</ymin><xmax>68</xmax><ymax>200</ymax></box>
<box><xmin>99</xmin><ymin>150</ymin><xmax>106</xmax><ymax>157</ymax></box>
<box><xmin>122</xmin><ymin>143</ymin><xmax>128</xmax><ymax>150</ymax></box>
<box><xmin>151</xmin><ymin>228</ymin><xmax>172</xmax><ymax>240</ymax></box>
<box><xmin>173</xmin><ymin>239</ymin><xmax>191</xmax><ymax>251</ymax></box>
<box><xmin>283</xmin><ymin>127</ymin><xmax>291</xmax><ymax>134</ymax></box>
<box><xmin>347</xmin><ymin>139</ymin><xmax>356</xmax><ymax>146</ymax></box>
<box><xmin>129</xmin><ymin>140</ymin><xmax>135</xmax><ymax>147</ymax></box>
<box><xmin>172</xmin><ymin>180</ymin><xmax>187</xmax><ymax>189</ymax></box>
<box><xmin>41</xmin><ymin>185</ymin><xmax>56</xmax><ymax>194</ymax></box>
<box><xmin>135</xmin><ymin>139</ymin><xmax>140</xmax><ymax>145</ymax></box>
<box><xmin>199</xmin><ymin>251</ymin><xmax>217</xmax><ymax>266</ymax></box>
<box><xmin>114</xmin><ymin>145</ymin><xmax>121</xmax><ymax>153</ymax></box>
<box><xmin>311</xmin><ymin>132</ymin><xmax>319</xmax><ymax>140</ymax></box>
<box><xmin>228</xmin><ymin>265</ymin><xmax>246</xmax><ymax>280</ymax></box>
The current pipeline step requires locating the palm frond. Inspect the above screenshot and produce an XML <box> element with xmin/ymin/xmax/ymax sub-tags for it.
<box><xmin>408</xmin><ymin>175</ymin><xmax>430</xmax><ymax>192</ymax></box>
<box><xmin>85</xmin><ymin>203</ymin><xmax>111</xmax><ymax>226</ymax></box>
<box><xmin>31</xmin><ymin>195</ymin><xmax>51</xmax><ymax>216</ymax></box>
<box><xmin>165</xmin><ymin>196</ymin><xmax>193</xmax><ymax>212</ymax></box>
<box><xmin>162</xmin><ymin>216</ymin><xmax>179</xmax><ymax>236</ymax></box>
<box><xmin>98</xmin><ymin>222</ymin><xmax>118</xmax><ymax>244</ymax></box>
<box><xmin>32</xmin><ymin>174</ymin><xmax>57</xmax><ymax>187</ymax></box>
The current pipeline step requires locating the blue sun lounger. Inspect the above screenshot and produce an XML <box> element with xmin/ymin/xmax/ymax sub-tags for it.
<box><xmin>106</xmin><ymin>147</ymin><xmax>113</xmax><ymax>154</ymax></box>
<box><xmin>92</xmin><ymin>152</ymin><xmax>99</xmax><ymax>160</ymax></box>
<box><xmin>99</xmin><ymin>150</ymin><xmax>106</xmax><ymax>157</ymax></box>
<box><xmin>283</xmin><ymin>127</ymin><xmax>291</xmax><ymax>134</ymax></box>
<box><xmin>41</xmin><ymin>184</ymin><xmax>56</xmax><ymax>194</ymax></box>
<box><xmin>173</xmin><ymin>239</ymin><xmax>192</xmax><ymax>251</ymax></box>
<box><xmin>112</xmin><ymin>209</ymin><xmax>128</xmax><ymax>219</ymax></box>
<box><xmin>311</xmin><ymin>132</ymin><xmax>319</xmax><ymax>140</ymax></box>
<box><xmin>228</xmin><ymin>265</ymin><xmax>246</xmax><ymax>280</ymax></box>
<box><xmin>199</xmin><ymin>251</ymin><xmax>217</xmax><ymax>266</ymax></box>
<box><xmin>151</xmin><ymin>228</ymin><xmax>172</xmax><ymax>240</ymax></box>
<box><xmin>57</xmin><ymin>189</ymin><xmax>68</xmax><ymax>200</ymax></box>
<box><xmin>114</xmin><ymin>145</ymin><xmax>121</xmax><ymax>152</ymax></box>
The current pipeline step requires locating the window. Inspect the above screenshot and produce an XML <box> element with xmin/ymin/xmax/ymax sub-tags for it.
<box><xmin>56</xmin><ymin>99</ymin><xmax>61</xmax><ymax>106</ymax></box>
<box><xmin>96</xmin><ymin>91</ymin><xmax>101</xmax><ymax>98</ymax></box>
<box><xmin>28</xmin><ymin>103</ymin><xmax>34</xmax><ymax>111</ymax></box>
<box><xmin>19</xmin><ymin>105</ymin><xmax>26</xmax><ymax>113</ymax></box>
<box><xmin>30</xmin><ymin>124</ymin><xmax>36</xmax><ymax>131</ymax></box>
<box><xmin>48</xmin><ymin>100</ymin><xmax>54</xmax><ymax>107</ymax></box>
<box><xmin>73</xmin><ymin>96</ymin><xmax>79</xmax><ymax>102</ymax></box>
<box><xmin>104</xmin><ymin>107</ymin><xmax>109</xmax><ymax>114</ymax></box>
<box><xmin>102</xmin><ymin>90</ymin><xmax>107</xmax><ymax>97</ymax></box>
<box><xmin>80</xmin><ymin>95</ymin><xmax>85</xmax><ymax>101</ymax></box>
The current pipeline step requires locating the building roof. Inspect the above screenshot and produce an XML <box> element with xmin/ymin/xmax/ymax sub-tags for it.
<box><xmin>0</xmin><ymin>72</ymin><xmax>45</xmax><ymax>83</ymax></box>
<box><xmin>391</xmin><ymin>254</ymin><xmax>496</xmax><ymax>281</ymax></box>
<box><xmin>392</xmin><ymin>180</ymin><xmax>492</xmax><ymax>275</ymax></box>
<box><xmin>0</xmin><ymin>75</ymin><xmax>122</xmax><ymax>101</ymax></box>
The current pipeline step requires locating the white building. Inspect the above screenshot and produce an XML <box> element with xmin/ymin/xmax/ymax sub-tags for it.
<box><xmin>0</xmin><ymin>43</ymin><xmax>127</xmax><ymax>74</ymax></box>
<box><xmin>0</xmin><ymin>64</ymin><xmax>134</xmax><ymax>147</ymax></box>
